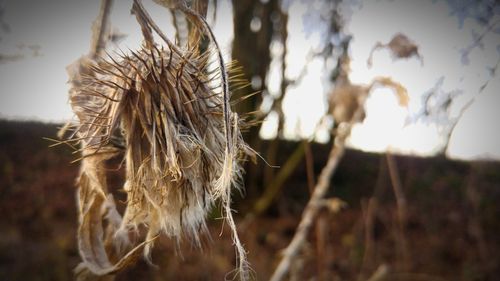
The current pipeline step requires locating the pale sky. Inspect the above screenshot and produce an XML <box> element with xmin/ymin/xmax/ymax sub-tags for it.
<box><xmin>262</xmin><ymin>0</ymin><xmax>500</xmax><ymax>161</ymax></box>
<box><xmin>346</xmin><ymin>0</ymin><xmax>500</xmax><ymax>160</ymax></box>
<box><xmin>0</xmin><ymin>0</ymin><xmax>499</xmax><ymax>161</ymax></box>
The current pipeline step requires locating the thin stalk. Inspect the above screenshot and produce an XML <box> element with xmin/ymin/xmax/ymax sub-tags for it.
<box><xmin>269</xmin><ymin>105</ymin><xmax>365</xmax><ymax>281</ymax></box>
<box><xmin>89</xmin><ymin>0</ymin><xmax>113</xmax><ymax>59</ymax></box>
<box><xmin>386</xmin><ymin>152</ymin><xmax>410</xmax><ymax>270</ymax></box>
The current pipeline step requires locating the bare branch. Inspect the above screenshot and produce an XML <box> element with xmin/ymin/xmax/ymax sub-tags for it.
<box><xmin>460</xmin><ymin>18</ymin><xmax>500</xmax><ymax>63</ymax></box>
<box><xmin>269</xmin><ymin>103</ymin><xmax>365</xmax><ymax>281</ymax></box>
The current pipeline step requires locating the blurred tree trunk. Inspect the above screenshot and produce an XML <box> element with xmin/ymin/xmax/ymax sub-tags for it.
<box><xmin>231</xmin><ymin>0</ymin><xmax>278</xmax><ymax>197</ymax></box>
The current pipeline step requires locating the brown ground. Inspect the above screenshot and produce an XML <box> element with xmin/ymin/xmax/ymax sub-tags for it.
<box><xmin>0</xmin><ymin>120</ymin><xmax>499</xmax><ymax>281</ymax></box>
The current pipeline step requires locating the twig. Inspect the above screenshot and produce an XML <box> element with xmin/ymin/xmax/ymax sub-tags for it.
<box><xmin>254</xmin><ymin>142</ymin><xmax>306</xmax><ymax>215</ymax></box>
<box><xmin>386</xmin><ymin>153</ymin><xmax>407</xmax><ymax>223</ymax></box>
<box><xmin>304</xmin><ymin>140</ymin><xmax>328</xmax><ymax>280</ymax></box>
<box><xmin>359</xmin><ymin>197</ymin><xmax>377</xmax><ymax>280</ymax></box>
<box><xmin>89</xmin><ymin>0</ymin><xmax>113</xmax><ymax>59</ymax></box>
<box><xmin>315</xmin><ymin>213</ymin><xmax>328</xmax><ymax>281</ymax></box>
<box><xmin>357</xmin><ymin>156</ymin><xmax>386</xmax><ymax>280</ymax></box>
<box><xmin>386</xmin><ymin>152</ymin><xmax>410</xmax><ymax>271</ymax></box>
<box><xmin>442</xmin><ymin>54</ymin><xmax>499</xmax><ymax>154</ymax></box>
<box><xmin>269</xmin><ymin>106</ymin><xmax>364</xmax><ymax>281</ymax></box>
<box><xmin>254</xmin><ymin>116</ymin><xmax>332</xmax><ymax>215</ymax></box>
<box><xmin>479</xmin><ymin>55</ymin><xmax>500</xmax><ymax>92</ymax></box>
<box><xmin>262</xmin><ymin>7</ymin><xmax>288</xmax><ymax>186</ymax></box>
<box><xmin>305</xmin><ymin>140</ymin><xmax>328</xmax><ymax>280</ymax></box>
<box><xmin>304</xmin><ymin>141</ymin><xmax>315</xmax><ymax>193</ymax></box>
<box><xmin>442</xmin><ymin>95</ymin><xmax>474</xmax><ymax>154</ymax></box>
<box><xmin>258</xmin><ymin>52</ymin><xmax>312</xmax><ymax>121</ymax></box>
<box><xmin>461</xmin><ymin>18</ymin><xmax>500</xmax><ymax>62</ymax></box>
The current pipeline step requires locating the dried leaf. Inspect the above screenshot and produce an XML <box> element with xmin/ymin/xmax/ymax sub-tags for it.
<box><xmin>319</xmin><ymin>197</ymin><xmax>347</xmax><ymax>214</ymax></box>
<box><xmin>368</xmin><ymin>33</ymin><xmax>423</xmax><ymax>67</ymax></box>
<box><xmin>373</xmin><ymin>76</ymin><xmax>409</xmax><ymax>107</ymax></box>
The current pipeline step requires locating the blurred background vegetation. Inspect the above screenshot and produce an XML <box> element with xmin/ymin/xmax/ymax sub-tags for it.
<box><xmin>1</xmin><ymin>0</ymin><xmax>500</xmax><ymax>280</ymax></box>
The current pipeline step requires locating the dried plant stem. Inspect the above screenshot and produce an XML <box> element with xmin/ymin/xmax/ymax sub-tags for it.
<box><xmin>269</xmin><ymin>107</ymin><xmax>364</xmax><ymax>281</ymax></box>
<box><xmin>71</xmin><ymin>2</ymin><xmax>118</xmax><ymax>280</ymax></box>
<box><xmin>359</xmin><ymin>197</ymin><xmax>377</xmax><ymax>280</ymax></box>
<box><xmin>269</xmin><ymin>139</ymin><xmax>344</xmax><ymax>281</ymax></box>
<box><xmin>442</xmin><ymin>95</ymin><xmax>475</xmax><ymax>154</ymax></box>
<box><xmin>264</xmin><ymin>137</ymin><xmax>280</xmax><ymax>185</ymax></box>
<box><xmin>89</xmin><ymin>0</ymin><xmax>113</xmax><ymax>59</ymax></box>
<box><xmin>386</xmin><ymin>152</ymin><xmax>410</xmax><ymax>270</ymax></box>
<box><xmin>305</xmin><ymin>141</ymin><xmax>328</xmax><ymax>281</ymax></box>
<box><xmin>315</xmin><ymin>216</ymin><xmax>328</xmax><ymax>281</ymax></box>
<box><xmin>304</xmin><ymin>141</ymin><xmax>315</xmax><ymax>193</ymax></box>
<box><xmin>386</xmin><ymin>153</ymin><xmax>406</xmax><ymax>219</ymax></box>
<box><xmin>357</xmin><ymin>156</ymin><xmax>387</xmax><ymax>280</ymax></box>
<box><xmin>254</xmin><ymin>142</ymin><xmax>305</xmax><ymax>215</ymax></box>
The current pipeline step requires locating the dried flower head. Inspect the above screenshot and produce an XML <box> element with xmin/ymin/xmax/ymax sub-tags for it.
<box><xmin>63</xmin><ymin>1</ymin><xmax>252</xmax><ymax>280</ymax></box>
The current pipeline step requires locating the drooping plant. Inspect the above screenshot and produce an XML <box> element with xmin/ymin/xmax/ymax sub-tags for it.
<box><xmin>63</xmin><ymin>0</ymin><xmax>252</xmax><ymax>279</ymax></box>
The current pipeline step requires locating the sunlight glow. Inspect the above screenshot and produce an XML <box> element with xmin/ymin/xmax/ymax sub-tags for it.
<box><xmin>259</xmin><ymin>0</ymin><xmax>500</xmax><ymax>160</ymax></box>
<box><xmin>348</xmin><ymin>88</ymin><xmax>407</xmax><ymax>152</ymax></box>
<box><xmin>347</xmin><ymin>0</ymin><xmax>500</xmax><ymax>160</ymax></box>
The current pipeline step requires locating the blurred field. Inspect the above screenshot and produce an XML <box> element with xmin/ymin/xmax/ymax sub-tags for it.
<box><xmin>0</xmin><ymin>120</ymin><xmax>499</xmax><ymax>281</ymax></box>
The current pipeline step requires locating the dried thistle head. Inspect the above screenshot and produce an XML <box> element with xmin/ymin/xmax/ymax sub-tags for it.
<box><xmin>65</xmin><ymin>1</ymin><xmax>252</xmax><ymax>280</ymax></box>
